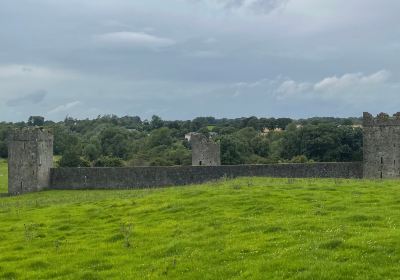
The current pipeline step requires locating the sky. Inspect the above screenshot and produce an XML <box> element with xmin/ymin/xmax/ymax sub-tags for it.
<box><xmin>1</xmin><ymin>0</ymin><xmax>400</xmax><ymax>122</ymax></box>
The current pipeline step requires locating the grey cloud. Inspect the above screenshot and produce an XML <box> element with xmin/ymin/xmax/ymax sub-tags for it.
<box><xmin>6</xmin><ymin>90</ymin><xmax>47</xmax><ymax>107</ymax></box>
<box><xmin>220</xmin><ymin>0</ymin><xmax>245</xmax><ymax>9</ymax></box>
<box><xmin>48</xmin><ymin>101</ymin><xmax>82</xmax><ymax>115</ymax></box>
<box><xmin>249</xmin><ymin>0</ymin><xmax>289</xmax><ymax>14</ymax></box>
<box><xmin>94</xmin><ymin>32</ymin><xmax>176</xmax><ymax>49</ymax></box>
<box><xmin>213</xmin><ymin>0</ymin><xmax>289</xmax><ymax>13</ymax></box>
<box><xmin>1</xmin><ymin>0</ymin><xmax>400</xmax><ymax>121</ymax></box>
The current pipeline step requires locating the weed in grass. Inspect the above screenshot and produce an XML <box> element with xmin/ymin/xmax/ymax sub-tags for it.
<box><xmin>232</xmin><ymin>183</ymin><xmax>241</xmax><ymax>190</ymax></box>
<box><xmin>320</xmin><ymin>239</ymin><xmax>343</xmax><ymax>250</ymax></box>
<box><xmin>221</xmin><ymin>174</ymin><xmax>229</xmax><ymax>182</ymax></box>
<box><xmin>347</xmin><ymin>214</ymin><xmax>370</xmax><ymax>222</ymax></box>
<box><xmin>306</xmin><ymin>178</ymin><xmax>315</xmax><ymax>186</ymax></box>
<box><xmin>120</xmin><ymin>222</ymin><xmax>134</xmax><ymax>248</ymax></box>
<box><xmin>85</xmin><ymin>259</ymin><xmax>113</xmax><ymax>271</ymax></box>
<box><xmin>263</xmin><ymin>226</ymin><xmax>284</xmax><ymax>233</ymax></box>
<box><xmin>57</xmin><ymin>224</ymin><xmax>71</xmax><ymax>231</ymax></box>
<box><xmin>80</xmin><ymin>272</ymin><xmax>99</xmax><ymax>280</ymax></box>
<box><xmin>246</xmin><ymin>179</ymin><xmax>254</xmax><ymax>187</ymax></box>
<box><xmin>209</xmin><ymin>219</ymin><xmax>222</xmax><ymax>229</ymax></box>
<box><xmin>314</xmin><ymin>210</ymin><xmax>328</xmax><ymax>216</ymax></box>
<box><xmin>24</xmin><ymin>223</ymin><xmax>39</xmax><ymax>241</ymax></box>
<box><xmin>2</xmin><ymin>271</ymin><xmax>18</xmax><ymax>280</ymax></box>
<box><xmin>334</xmin><ymin>178</ymin><xmax>343</xmax><ymax>186</ymax></box>
<box><xmin>287</xmin><ymin>178</ymin><xmax>295</xmax><ymax>184</ymax></box>
<box><xmin>327</xmin><ymin>205</ymin><xmax>347</xmax><ymax>211</ymax></box>
<box><xmin>107</xmin><ymin>233</ymin><xmax>124</xmax><ymax>243</ymax></box>
<box><xmin>28</xmin><ymin>260</ymin><xmax>50</xmax><ymax>270</ymax></box>
<box><xmin>53</xmin><ymin>238</ymin><xmax>67</xmax><ymax>252</ymax></box>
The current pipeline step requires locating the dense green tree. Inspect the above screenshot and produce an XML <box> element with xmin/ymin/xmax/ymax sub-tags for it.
<box><xmin>59</xmin><ymin>148</ymin><xmax>84</xmax><ymax>167</ymax></box>
<box><xmin>99</xmin><ymin>127</ymin><xmax>130</xmax><ymax>159</ymax></box>
<box><xmin>250</xmin><ymin>135</ymin><xmax>270</xmax><ymax>157</ymax></box>
<box><xmin>52</xmin><ymin>125</ymin><xmax>81</xmax><ymax>155</ymax></box>
<box><xmin>220</xmin><ymin>135</ymin><xmax>248</xmax><ymax>165</ymax></box>
<box><xmin>150</xmin><ymin>115</ymin><xmax>164</xmax><ymax>130</ymax></box>
<box><xmin>149</xmin><ymin>157</ymin><xmax>174</xmax><ymax>166</ymax></box>
<box><xmin>0</xmin><ymin>114</ymin><xmax>363</xmax><ymax>164</ymax></box>
<box><xmin>83</xmin><ymin>143</ymin><xmax>101</xmax><ymax>161</ymax></box>
<box><xmin>94</xmin><ymin>156</ymin><xmax>124</xmax><ymax>167</ymax></box>
<box><xmin>147</xmin><ymin>128</ymin><xmax>173</xmax><ymax>148</ymax></box>
<box><xmin>0</xmin><ymin>140</ymin><xmax>7</xmax><ymax>158</ymax></box>
<box><xmin>28</xmin><ymin>116</ymin><xmax>45</xmax><ymax>126</ymax></box>
<box><xmin>166</xmin><ymin>143</ymin><xmax>191</xmax><ymax>165</ymax></box>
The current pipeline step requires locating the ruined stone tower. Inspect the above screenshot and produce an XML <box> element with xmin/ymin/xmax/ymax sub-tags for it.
<box><xmin>363</xmin><ymin>112</ymin><xmax>400</xmax><ymax>179</ymax></box>
<box><xmin>8</xmin><ymin>128</ymin><xmax>53</xmax><ymax>195</ymax></box>
<box><xmin>190</xmin><ymin>133</ymin><xmax>221</xmax><ymax>166</ymax></box>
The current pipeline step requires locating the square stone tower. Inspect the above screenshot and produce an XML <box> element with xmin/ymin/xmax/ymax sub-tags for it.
<box><xmin>190</xmin><ymin>133</ymin><xmax>221</xmax><ymax>166</ymax></box>
<box><xmin>363</xmin><ymin>112</ymin><xmax>400</xmax><ymax>179</ymax></box>
<box><xmin>8</xmin><ymin>128</ymin><xmax>53</xmax><ymax>195</ymax></box>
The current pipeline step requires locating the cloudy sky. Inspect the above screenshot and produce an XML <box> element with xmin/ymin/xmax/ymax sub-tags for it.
<box><xmin>1</xmin><ymin>0</ymin><xmax>400</xmax><ymax>121</ymax></box>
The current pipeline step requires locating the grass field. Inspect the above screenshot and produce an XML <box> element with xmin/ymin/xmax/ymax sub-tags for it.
<box><xmin>0</xmin><ymin>161</ymin><xmax>400</xmax><ymax>279</ymax></box>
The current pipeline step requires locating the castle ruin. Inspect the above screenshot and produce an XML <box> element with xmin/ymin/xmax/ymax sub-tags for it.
<box><xmin>190</xmin><ymin>133</ymin><xmax>221</xmax><ymax>166</ymax></box>
<box><xmin>363</xmin><ymin>112</ymin><xmax>400</xmax><ymax>179</ymax></box>
<box><xmin>8</xmin><ymin>128</ymin><xmax>53</xmax><ymax>195</ymax></box>
<box><xmin>7</xmin><ymin>112</ymin><xmax>400</xmax><ymax>195</ymax></box>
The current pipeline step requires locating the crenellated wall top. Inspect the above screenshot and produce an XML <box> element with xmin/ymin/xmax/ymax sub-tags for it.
<box><xmin>363</xmin><ymin>112</ymin><xmax>400</xmax><ymax>127</ymax></box>
<box><xmin>8</xmin><ymin>127</ymin><xmax>53</xmax><ymax>142</ymax></box>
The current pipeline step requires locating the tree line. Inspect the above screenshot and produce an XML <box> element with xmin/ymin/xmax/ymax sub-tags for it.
<box><xmin>0</xmin><ymin>115</ymin><xmax>363</xmax><ymax>167</ymax></box>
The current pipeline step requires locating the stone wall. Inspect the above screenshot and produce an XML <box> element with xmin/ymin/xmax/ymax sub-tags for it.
<box><xmin>50</xmin><ymin>162</ymin><xmax>362</xmax><ymax>190</ymax></box>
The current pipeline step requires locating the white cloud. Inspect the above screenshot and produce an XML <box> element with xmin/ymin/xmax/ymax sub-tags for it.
<box><xmin>276</xmin><ymin>80</ymin><xmax>311</xmax><ymax>97</ymax></box>
<box><xmin>196</xmin><ymin>0</ymin><xmax>289</xmax><ymax>13</ymax></box>
<box><xmin>48</xmin><ymin>101</ymin><xmax>82</xmax><ymax>115</ymax></box>
<box><xmin>94</xmin><ymin>32</ymin><xmax>176</xmax><ymax>49</ymax></box>
<box><xmin>272</xmin><ymin>70</ymin><xmax>392</xmax><ymax>100</ymax></box>
<box><xmin>314</xmin><ymin>70</ymin><xmax>391</xmax><ymax>92</ymax></box>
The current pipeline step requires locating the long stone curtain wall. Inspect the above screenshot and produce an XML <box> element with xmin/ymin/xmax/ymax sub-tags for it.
<box><xmin>50</xmin><ymin>162</ymin><xmax>363</xmax><ymax>190</ymax></box>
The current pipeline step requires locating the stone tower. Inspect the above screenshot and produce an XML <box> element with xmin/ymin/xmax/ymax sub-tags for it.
<box><xmin>8</xmin><ymin>128</ymin><xmax>53</xmax><ymax>195</ymax></box>
<box><xmin>363</xmin><ymin>112</ymin><xmax>400</xmax><ymax>179</ymax></box>
<box><xmin>190</xmin><ymin>133</ymin><xmax>221</xmax><ymax>166</ymax></box>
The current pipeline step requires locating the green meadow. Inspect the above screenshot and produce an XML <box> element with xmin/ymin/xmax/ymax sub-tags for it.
<box><xmin>0</xmin><ymin>160</ymin><xmax>400</xmax><ymax>279</ymax></box>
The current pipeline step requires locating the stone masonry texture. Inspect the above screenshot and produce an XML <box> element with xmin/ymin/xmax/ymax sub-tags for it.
<box><xmin>50</xmin><ymin>163</ymin><xmax>362</xmax><ymax>190</ymax></box>
<box><xmin>8</xmin><ymin>128</ymin><xmax>53</xmax><ymax>195</ymax></box>
<box><xmin>363</xmin><ymin>112</ymin><xmax>400</xmax><ymax>179</ymax></box>
<box><xmin>191</xmin><ymin>133</ymin><xmax>221</xmax><ymax>166</ymax></box>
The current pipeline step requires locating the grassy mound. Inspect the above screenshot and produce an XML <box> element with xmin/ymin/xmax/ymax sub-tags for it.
<box><xmin>0</xmin><ymin>161</ymin><xmax>400</xmax><ymax>279</ymax></box>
